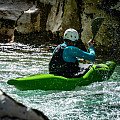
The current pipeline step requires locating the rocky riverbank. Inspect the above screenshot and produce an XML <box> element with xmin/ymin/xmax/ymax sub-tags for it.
<box><xmin>0</xmin><ymin>0</ymin><xmax>120</xmax><ymax>55</ymax></box>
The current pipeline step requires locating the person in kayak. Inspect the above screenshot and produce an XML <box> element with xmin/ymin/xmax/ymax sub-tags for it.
<box><xmin>49</xmin><ymin>28</ymin><xmax>95</xmax><ymax>78</ymax></box>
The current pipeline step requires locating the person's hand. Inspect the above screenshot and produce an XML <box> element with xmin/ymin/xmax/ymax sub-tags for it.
<box><xmin>88</xmin><ymin>39</ymin><xmax>94</xmax><ymax>47</ymax></box>
<box><xmin>80</xmin><ymin>59</ymin><xmax>86</xmax><ymax>64</ymax></box>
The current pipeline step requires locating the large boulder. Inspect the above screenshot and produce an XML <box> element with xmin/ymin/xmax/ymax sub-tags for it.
<box><xmin>16</xmin><ymin>5</ymin><xmax>40</xmax><ymax>34</ymax></box>
<box><xmin>0</xmin><ymin>0</ymin><xmax>33</xmax><ymax>42</ymax></box>
<box><xmin>0</xmin><ymin>0</ymin><xmax>32</xmax><ymax>21</ymax></box>
<box><xmin>0</xmin><ymin>89</ymin><xmax>49</xmax><ymax>120</ymax></box>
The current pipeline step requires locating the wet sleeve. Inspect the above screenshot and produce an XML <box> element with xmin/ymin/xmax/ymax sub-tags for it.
<box><xmin>66</xmin><ymin>46</ymin><xmax>95</xmax><ymax>61</ymax></box>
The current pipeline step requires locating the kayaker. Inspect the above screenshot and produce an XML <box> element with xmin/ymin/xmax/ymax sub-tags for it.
<box><xmin>49</xmin><ymin>28</ymin><xmax>95</xmax><ymax>78</ymax></box>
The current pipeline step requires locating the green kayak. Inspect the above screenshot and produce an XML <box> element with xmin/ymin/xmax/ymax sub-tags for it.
<box><xmin>7</xmin><ymin>61</ymin><xmax>116</xmax><ymax>91</ymax></box>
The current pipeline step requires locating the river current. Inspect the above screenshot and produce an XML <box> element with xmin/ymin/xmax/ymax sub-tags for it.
<box><xmin>0</xmin><ymin>42</ymin><xmax>120</xmax><ymax>120</ymax></box>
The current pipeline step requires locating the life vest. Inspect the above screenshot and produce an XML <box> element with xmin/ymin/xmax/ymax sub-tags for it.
<box><xmin>49</xmin><ymin>44</ymin><xmax>79</xmax><ymax>77</ymax></box>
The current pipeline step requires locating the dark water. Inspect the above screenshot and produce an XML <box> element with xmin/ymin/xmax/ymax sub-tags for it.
<box><xmin>0</xmin><ymin>43</ymin><xmax>120</xmax><ymax>120</ymax></box>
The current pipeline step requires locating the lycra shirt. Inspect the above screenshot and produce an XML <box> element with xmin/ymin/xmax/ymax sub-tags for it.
<box><xmin>49</xmin><ymin>42</ymin><xmax>95</xmax><ymax>77</ymax></box>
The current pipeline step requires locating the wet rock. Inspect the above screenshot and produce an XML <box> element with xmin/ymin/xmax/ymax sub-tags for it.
<box><xmin>0</xmin><ymin>0</ymin><xmax>120</xmax><ymax>59</ymax></box>
<box><xmin>0</xmin><ymin>89</ymin><xmax>49</xmax><ymax>120</ymax></box>
<box><xmin>16</xmin><ymin>5</ymin><xmax>40</xmax><ymax>34</ymax></box>
<box><xmin>80</xmin><ymin>0</ymin><xmax>120</xmax><ymax>56</ymax></box>
<box><xmin>0</xmin><ymin>0</ymin><xmax>33</xmax><ymax>43</ymax></box>
<box><xmin>0</xmin><ymin>21</ymin><xmax>15</xmax><ymax>43</ymax></box>
<box><xmin>46</xmin><ymin>0</ymin><xmax>65</xmax><ymax>32</ymax></box>
<box><xmin>0</xmin><ymin>0</ymin><xmax>32</xmax><ymax>21</ymax></box>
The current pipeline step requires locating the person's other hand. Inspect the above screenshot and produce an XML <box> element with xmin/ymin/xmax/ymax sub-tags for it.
<box><xmin>88</xmin><ymin>39</ymin><xmax>94</xmax><ymax>47</ymax></box>
<box><xmin>80</xmin><ymin>59</ymin><xmax>86</xmax><ymax>64</ymax></box>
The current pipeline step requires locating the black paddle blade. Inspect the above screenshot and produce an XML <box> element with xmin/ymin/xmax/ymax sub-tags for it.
<box><xmin>91</xmin><ymin>17</ymin><xmax>104</xmax><ymax>42</ymax></box>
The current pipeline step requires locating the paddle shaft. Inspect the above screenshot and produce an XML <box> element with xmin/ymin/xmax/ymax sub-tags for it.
<box><xmin>91</xmin><ymin>35</ymin><xmax>95</xmax><ymax>43</ymax></box>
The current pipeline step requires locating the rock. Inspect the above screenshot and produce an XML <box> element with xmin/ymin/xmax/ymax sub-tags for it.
<box><xmin>0</xmin><ymin>22</ymin><xmax>15</xmax><ymax>43</ymax></box>
<box><xmin>0</xmin><ymin>0</ymin><xmax>33</xmax><ymax>43</ymax></box>
<box><xmin>80</xmin><ymin>0</ymin><xmax>120</xmax><ymax>56</ymax></box>
<box><xmin>0</xmin><ymin>89</ymin><xmax>49</xmax><ymax>120</ymax></box>
<box><xmin>61</xmin><ymin>0</ymin><xmax>81</xmax><ymax>34</ymax></box>
<box><xmin>39</xmin><ymin>0</ymin><xmax>56</xmax><ymax>5</ymax></box>
<box><xmin>0</xmin><ymin>0</ymin><xmax>120</xmax><ymax>59</ymax></box>
<box><xmin>0</xmin><ymin>0</ymin><xmax>32</xmax><ymax>21</ymax></box>
<box><xmin>46</xmin><ymin>0</ymin><xmax>64</xmax><ymax>32</ymax></box>
<box><xmin>16</xmin><ymin>5</ymin><xmax>40</xmax><ymax>34</ymax></box>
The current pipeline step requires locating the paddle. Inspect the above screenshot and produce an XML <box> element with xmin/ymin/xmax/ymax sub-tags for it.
<box><xmin>91</xmin><ymin>17</ymin><xmax>104</xmax><ymax>42</ymax></box>
<box><xmin>82</xmin><ymin>17</ymin><xmax>104</xmax><ymax>63</ymax></box>
<box><xmin>77</xmin><ymin>17</ymin><xmax>104</xmax><ymax>51</ymax></box>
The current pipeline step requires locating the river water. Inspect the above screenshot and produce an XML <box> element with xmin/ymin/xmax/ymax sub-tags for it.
<box><xmin>0</xmin><ymin>42</ymin><xmax>120</xmax><ymax>120</ymax></box>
